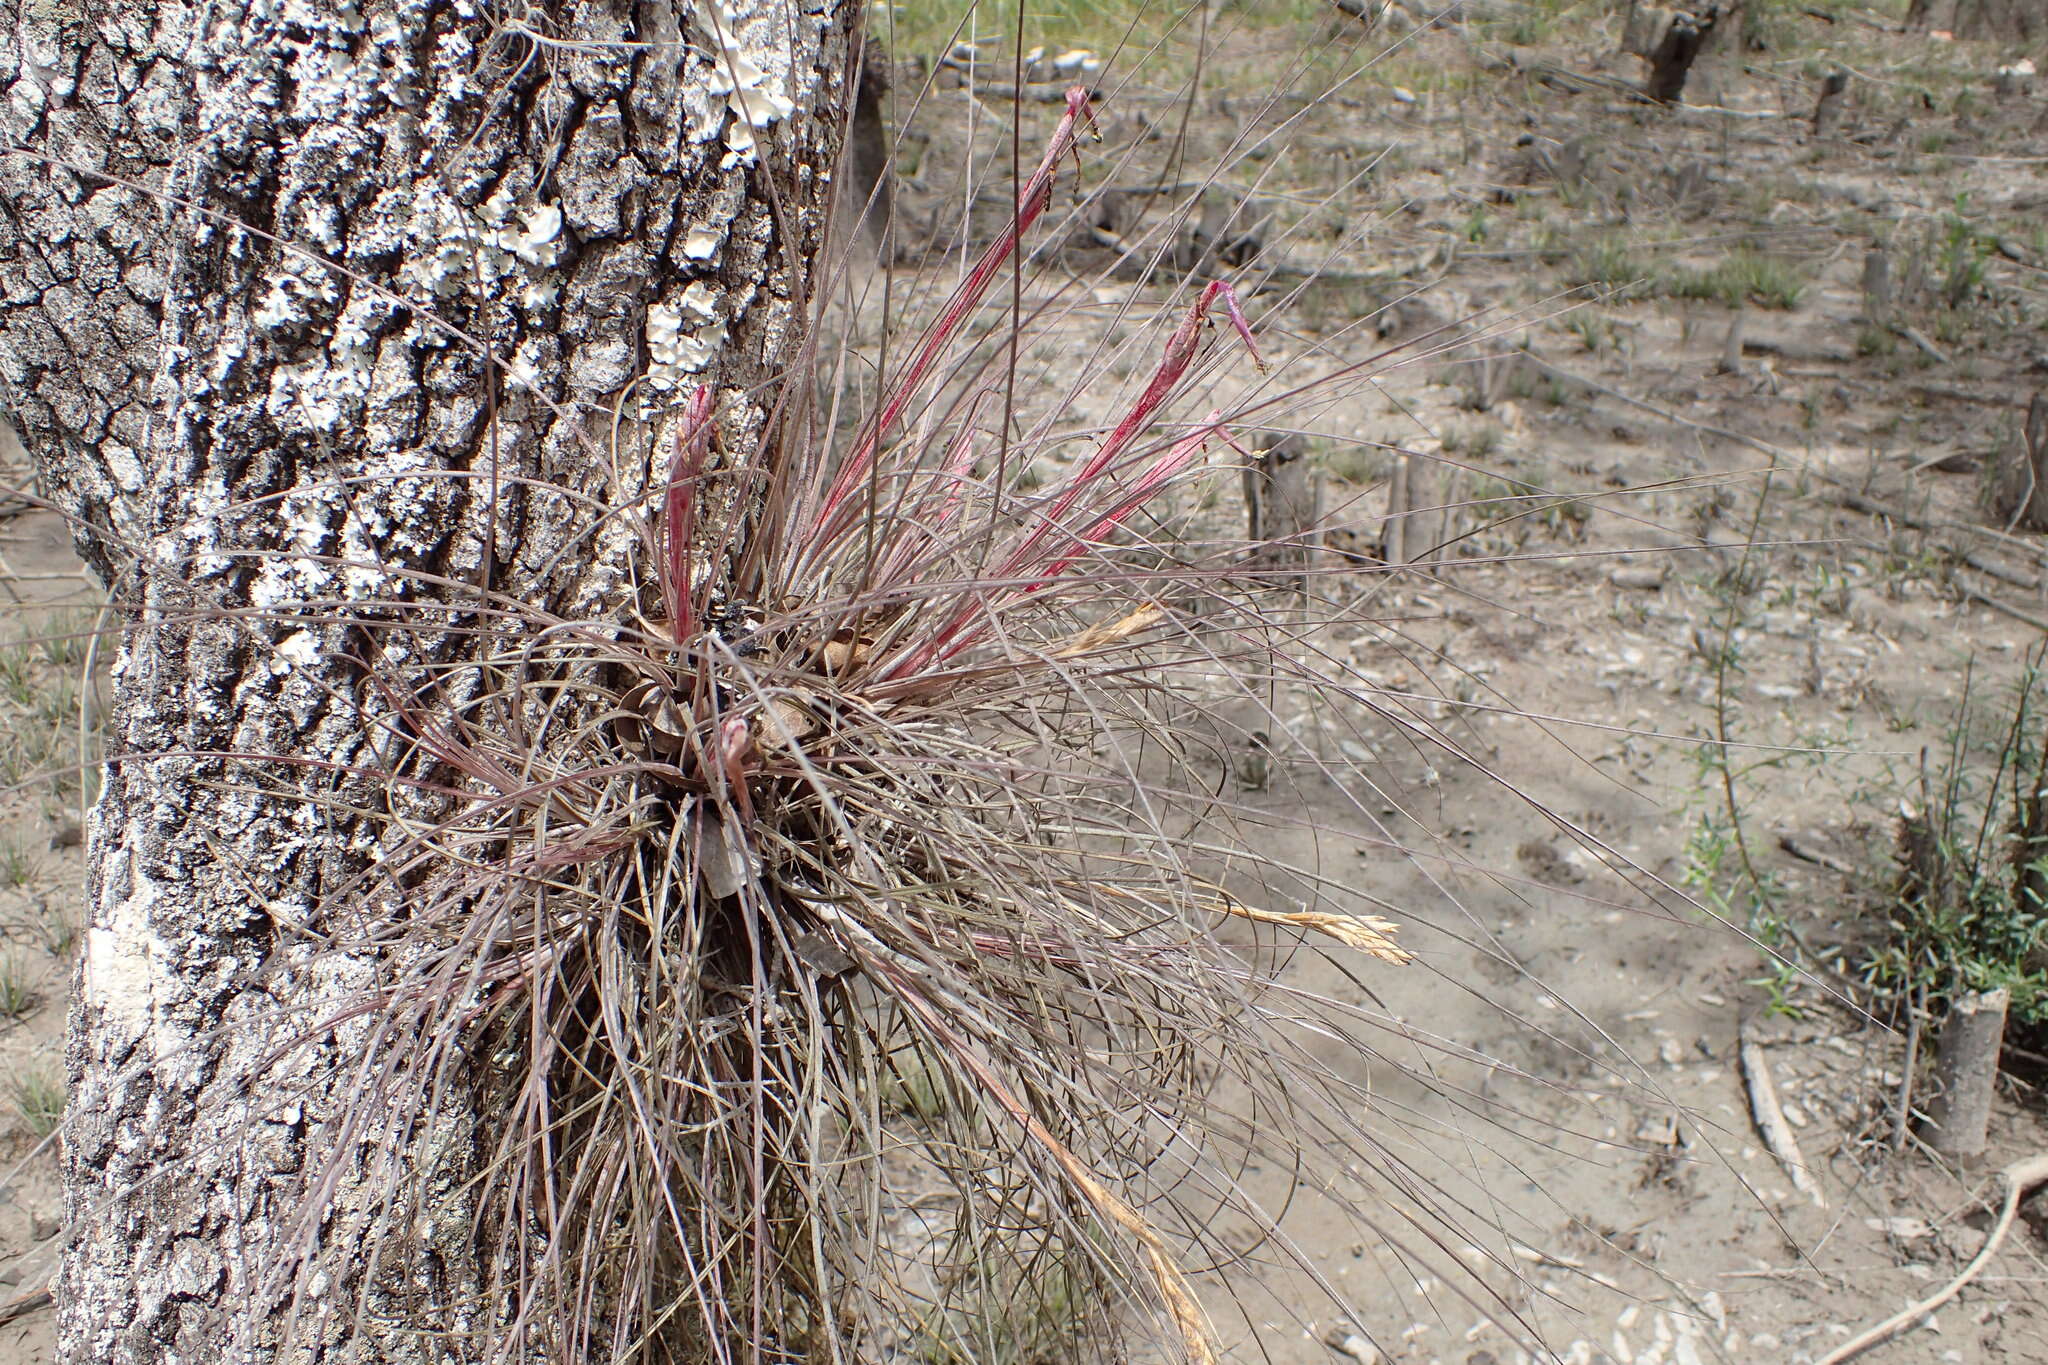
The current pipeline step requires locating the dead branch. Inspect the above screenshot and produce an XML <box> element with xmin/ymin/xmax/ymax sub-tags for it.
<box><xmin>0</xmin><ymin>1286</ymin><xmax>51</xmax><ymax>1328</ymax></box>
<box><xmin>1741</xmin><ymin>1020</ymin><xmax>1826</xmax><ymax>1207</ymax></box>
<box><xmin>1963</xmin><ymin>588</ymin><xmax>2048</xmax><ymax>634</ymax></box>
<box><xmin>1815</xmin><ymin>1151</ymin><xmax>2048</xmax><ymax>1364</ymax></box>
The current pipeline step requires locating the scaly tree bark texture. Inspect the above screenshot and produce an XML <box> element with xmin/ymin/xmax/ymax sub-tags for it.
<box><xmin>0</xmin><ymin>2</ymin><xmax>850</xmax><ymax>1360</ymax></box>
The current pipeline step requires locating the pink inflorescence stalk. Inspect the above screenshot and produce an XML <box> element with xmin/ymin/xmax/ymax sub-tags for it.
<box><xmin>663</xmin><ymin>384</ymin><xmax>717</xmax><ymax>644</ymax></box>
<box><xmin>806</xmin><ymin>87</ymin><xmax>1100</xmax><ymax>549</ymax></box>
<box><xmin>874</xmin><ymin>279</ymin><xmax>1262</xmax><ymax>685</ymax></box>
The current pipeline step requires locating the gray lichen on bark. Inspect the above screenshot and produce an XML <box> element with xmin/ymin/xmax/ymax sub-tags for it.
<box><xmin>0</xmin><ymin>1</ymin><xmax>849</xmax><ymax>1359</ymax></box>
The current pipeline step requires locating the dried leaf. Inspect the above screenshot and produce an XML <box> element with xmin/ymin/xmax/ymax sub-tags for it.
<box><xmin>818</xmin><ymin>634</ymin><xmax>873</xmax><ymax>676</ymax></box>
<box><xmin>1222</xmin><ymin>902</ymin><xmax>1414</xmax><ymax>964</ymax></box>
<box><xmin>692</xmin><ymin>804</ymin><xmax>757</xmax><ymax>899</ymax></box>
<box><xmin>1053</xmin><ymin>603</ymin><xmax>1166</xmax><ymax>657</ymax></box>
<box><xmin>754</xmin><ymin>693</ymin><xmax>820</xmax><ymax>750</ymax></box>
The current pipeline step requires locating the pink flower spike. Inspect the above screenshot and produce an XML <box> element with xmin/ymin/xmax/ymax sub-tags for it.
<box><xmin>928</xmin><ymin>423</ymin><xmax>981</xmax><ymax>534</ymax></box>
<box><xmin>870</xmin><ymin>422</ymin><xmax>979</xmax><ymax>592</ymax></box>
<box><xmin>716</xmin><ymin>714</ymin><xmax>755</xmax><ymax>822</ymax></box>
<box><xmin>1029</xmin><ymin>412</ymin><xmax>1226</xmax><ymax>588</ymax></box>
<box><xmin>995</xmin><ymin>284</ymin><xmax>1258</xmax><ymax>584</ymax></box>
<box><xmin>663</xmin><ymin>385</ymin><xmax>716</xmax><ymax>644</ymax></box>
<box><xmin>1204</xmin><ymin>280</ymin><xmax>1265</xmax><ymax>374</ymax></box>
<box><xmin>886</xmin><ymin>412</ymin><xmax>1229</xmax><ymax>683</ymax></box>
<box><xmin>812</xmin><ymin>87</ymin><xmax>1099</xmax><ymax>538</ymax></box>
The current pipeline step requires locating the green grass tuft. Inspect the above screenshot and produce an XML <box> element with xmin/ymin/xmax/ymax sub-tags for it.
<box><xmin>7</xmin><ymin>1062</ymin><xmax>66</xmax><ymax>1139</ymax></box>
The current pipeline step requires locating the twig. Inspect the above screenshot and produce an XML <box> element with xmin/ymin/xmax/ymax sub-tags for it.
<box><xmin>1475</xmin><ymin>46</ymin><xmax>1656</xmax><ymax>101</ymax></box>
<box><xmin>1718</xmin><ymin>1266</ymin><xmax>1811</xmax><ymax>1279</ymax></box>
<box><xmin>1827</xmin><ymin>5</ymin><xmax>1901</xmax><ymax>33</ymax></box>
<box><xmin>0</xmin><ymin>1286</ymin><xmax>51</xmax><ymax>1328</ymax></box>
<box><xmin>1893</xmin><ymin>984</ymin><xmax>1923</xmax><ymax>1155</ymax></box>
<box><xmin>1815</xmin><ymin>1151</ymin><xmax>2048</xmax><ymax>1365</ymax></box>
<box><xmin>1521</xmin><ymin>358</ymin><xmax>2048</xmax><ymax>616</ymax></box>
<box><xmin>1909</xmin><ymin>382</ymin><xmax>2030</xmax><ymax>410</ymax></box>
<box><xmin>1740</xmin><ymin>1020</ymin><xmax>1826</xmax><ymax>1207</ymax></box>
<box><xmin>950</xmin><ymin>80</ymin><xmax>1076</xmax><ymax>105</ymax></box>
<box><xmin>1890</xmin><ymin>323</ymin><xmax>1949</xmax><ymax>365</ymax></box>
<box><xmin>1830</xmin><ymin>489</ymin><xmax>2048</xmax><ymax>566</ymax></box>
<box><xmin>1963</xmin><ymin>588</ymin><xmax>2048</xmax><ymax>634</ymax></box>
<box><xmin>1523</xmin><ymin>359</ymin><xmax>2046</xmax><ymax>566</ymax></box>
<box><xmin>1527</xmin><ymin>356</ymin><xmax>1796</xmax><ymax>466</ymax></box>
<box><xmin>1528</xmin><ymin>358</ymin><xmax>2048</xmax><ymax>598</ymax></box>
<box><xmin>1776</xmin><ymin>829</ymin><xmax>1855</xmax><ymax>876</ymax></box>
<box><xmin>1599</xmin><ymin>100</ymin><xmax>1786</xmax><ymax>118</ymax></box>
<box><xmin>1955</xmin><ymin>550</ymin><xmax>2039</xmax><ymax>591</ymax></box>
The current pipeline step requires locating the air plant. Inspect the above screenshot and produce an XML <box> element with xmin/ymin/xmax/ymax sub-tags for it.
<box><xmin>214</xmin><ymin>81</ymin><xmax>1477</xmax><ymax>1365</ymax></box>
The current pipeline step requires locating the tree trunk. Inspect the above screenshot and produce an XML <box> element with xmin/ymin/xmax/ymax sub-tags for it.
<box><xmin>1905</xmin><ymin>0</ymin><xmax>1954</xmax><ymax>31</ymax></box>
<box><xmin>1920</xmin><ymin>988</ymin><xmax>2010</xmax><ymax>1160</ymax></box>
<box><xmin>1640</xmin><ymin>3</ymin><xmax>1732</xmax><ymax>103</ymax></box>
<box><xmin>1954</xmin><ymin>0</ymin><xmax>2047</xmax><ymax>41</ymax></box>
<box><xmin>0</xmin><ymin>2</ymin><xmax>849</xmax><ymax>1360</ymax></box>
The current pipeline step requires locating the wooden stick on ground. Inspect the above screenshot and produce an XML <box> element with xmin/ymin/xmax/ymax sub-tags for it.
<box><xmin>1815</xmin><ymin>1151</ymin><xmax>2048</xmax><ymax>1365</ymax></box>
<box><xmin>0</xmin><ymin>1286</ymin><xmax>51</xmax><ymax>1328</ymax></box>
<box><xmin>1740</xmin><ymin>1020</ymin><xmax>1826</xmax><ymax>1207</ymax></box>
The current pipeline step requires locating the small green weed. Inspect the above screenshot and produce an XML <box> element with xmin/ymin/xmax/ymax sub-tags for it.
<box><xmin>1938</xmin><ymin>198</ymin><xmax>1989</xmax><ymax>309</ymax></box>
<box><xmin>34</xmin><ymin>900</ymin><xmax>78</xmax><ymax>959</ymax></box>
<box><xmin>0</xmin><ymin>639</ymin><xmax>35</xmax><ymax>709</ymax></box>
<box><xmin>882</xmin><ymin>1048</ymin><xmax>955</xmax><ymax>1124</ymax></box>
<box><xmin>1864</xmin><ymin>657</ymin><xmax>2048</xmax><ymax>1024</ymax></box>
<box><xmin>878</xmin><ymin>0</ymin><xmax>1327</xmax><ymax>65</ymax></box>
<box><xmin>1683</xmin><ymin>812</ymin><xmax>1806</xmax><ymax>1018</ymax></box>
<box><xmin>1462</xmin><ymin>471</ymin><xmax>1589</xmax><ymax>548</ymax></box>
<box><xmin>0</xmin><ymin>836</ymin><xmax>33</xmax><ymax>889</ymax></box>
<box><xmin>1441</xmin><ymin>424</ymin><xmax>1503</xmax><ymax>461</ymax></box>
<box><xmin>1564</xmin><ymin>311</ymin><xmax>1617</xmax><ymax>354</ymax></box>
<box><xmin>1320</xmin><ymin>445</ymin><xmax>1385</xmax><ymax>486</ymax></box>
<box><xmin>911</xmin><ymin>1241</ymin><xmax>1094</xmax><ymax>1365</ymax></box>
<box><xmin>1668</xmin><ymin>250</ymin><xmax>1806</xmax><ymax>310</ymax></box>
<box><xmin>0</xmin><ymin>954</ymin><xmax>37</xmax><ymax>1020</ymax></box>
<box><xmin>1566</xmin><ymin>236</ymin><xmax>1656</xmax><ymax>298</ymax></box>
<box><xmin>36</xmin><ymin>605</ymin><xmax>103</xmax><ymax>670</ymax></box>
<box><xmin>7</xmin><ymin>1063</ymin><xmax>65</xmax><ymax>1138</ymax></box>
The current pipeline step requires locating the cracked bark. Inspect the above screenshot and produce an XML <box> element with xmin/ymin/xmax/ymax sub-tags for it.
<box><xmin>0</xmin><ymin>2</ymin><xmax>851</xmax><ymax>1360</ymax></box>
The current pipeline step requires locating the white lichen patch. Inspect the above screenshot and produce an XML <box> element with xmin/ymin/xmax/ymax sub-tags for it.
<box><xmin>386</xmin><ymin>183</ymin><xmax>569</xmax><ymax>303</ymax></box>
<box><xmin>245</xmin><ymin>478</ymin><xmax>344</xmax><ymax>611</ymax></box>
<box><xmin>678</xmin><ymin>280</ymin><xmax>720</xmax><ymax>321</ymax></box>
<box><xmin>510</xmin><ymin>204</ymin><xmax>564</xmax><ymax>266</ymax></box>
<box><xmin>507</xmin><ymin>336</ymin><xmax>549</xmax><ymax>392</ymax></box>
<box><xmin>273</xmin><ymin>630</ymin><xmax>321</xmax><ymax>674</ymax></box>
<box><xmin>262</xmin><ymin>289</ymin><xmax>390</xmax><ymax>431</ymax></box>
<box><xmin>251</xmin><ymin>265</ymin><xmax>341</xmax><ymax>332</ymax></box>
<box><xmin>646</xmin><ymin>287</ymin><xmax>728</xmax><ymax>399</ymax></box>
<box><xmin>85</xmin><ymin>844</ymin><xmax>174</xmax><ymax>1054</ymax></box>
<box><xmin>335</xmin><ymin>449</ymin><xmax>441</xmax><ymax>596</ymax></box>
<box><xmin>682</xmin><ymin>224</ymin><xmax>724</xmax><ymax>261</ymax></box>
<box><xmin>252</xmin><ymin>178</ymin><xmax>567</xmax><ymax>433</ymax></box>
<box><xmin>100</xmin><ymin>438</ymin><xmax>148</xmax><ymax>495</ymax></box>
<box><xmin>697</xmin><ymin>3</ymin><xmax>795</xmax><ymax>158</ymax></box>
